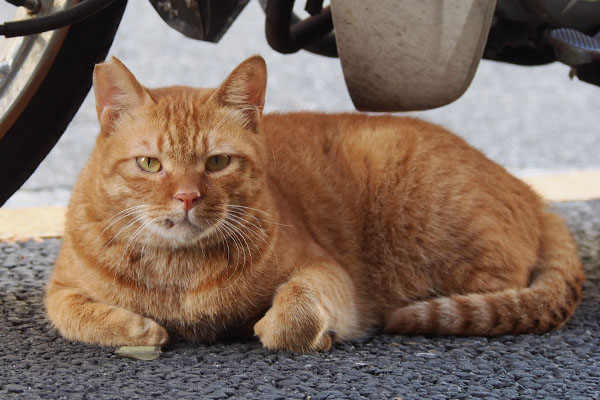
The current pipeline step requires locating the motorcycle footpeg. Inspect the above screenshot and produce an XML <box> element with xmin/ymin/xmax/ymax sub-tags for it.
<box><xmin>547</xmin><ymin>28</ymin><xmax>600</xmax><ymax>66</ymax></box>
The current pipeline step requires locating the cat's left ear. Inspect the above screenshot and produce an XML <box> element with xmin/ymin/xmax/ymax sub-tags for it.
<box><xmin>209</xmin><ymin>55</ymin><xmax>267</xmax><ymax>129</ymax></box>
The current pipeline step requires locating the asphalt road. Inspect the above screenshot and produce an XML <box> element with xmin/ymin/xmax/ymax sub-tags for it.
<box><xmin>3</xmin><ymin>0</ymin><xmax>600</xmax><ymax>207</ymax></box>
<box><xmin>0</xmin><ymin>200</ymin><xmax>599</xmax><ymax>399</ymax></box>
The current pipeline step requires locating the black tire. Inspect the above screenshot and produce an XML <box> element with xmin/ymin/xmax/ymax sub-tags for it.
<box><xmin>0</xmin><ymin>0</ymin><xmax>128</xmax><ymax>206</ymax></box>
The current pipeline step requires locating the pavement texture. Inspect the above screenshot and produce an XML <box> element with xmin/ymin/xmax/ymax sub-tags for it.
<box><xmin>1</xmin><ymin>200</ymin><xmax>599</xmax><ymax>399</ymax></box>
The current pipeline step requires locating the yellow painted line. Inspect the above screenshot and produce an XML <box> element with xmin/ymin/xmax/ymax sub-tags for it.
<box><xmin>0</xmin><ymin>206</ymin><xmax>65</xmax><ymax>242</ymax></box>
<box><xmin>0</xmin><ymin>171</ymin><xmax>598</xmax><ymax>242</ymax></box>
<box><xmin>523</xmin><ymin>170</ymin><xmax>600</xmax><ymax>202</ymax></box>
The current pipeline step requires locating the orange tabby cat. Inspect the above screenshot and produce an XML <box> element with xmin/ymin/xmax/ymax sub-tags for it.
<box><xmin>45</xmin><ymin>55</ymin><xmax>585</xmax><ymax>351</ymax></box>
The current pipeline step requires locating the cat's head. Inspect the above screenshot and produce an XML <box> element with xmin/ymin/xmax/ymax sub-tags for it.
<box><xmin>85</xmin><ymin>56</ymin><xmax>269</xmax><ymax>249</ymax></box>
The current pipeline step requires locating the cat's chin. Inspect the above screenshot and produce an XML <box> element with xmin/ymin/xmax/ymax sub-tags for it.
<box><xmin>154</xmin><ymin>215</ymin><xmax>217</xmax><ymax>248</ymax></box>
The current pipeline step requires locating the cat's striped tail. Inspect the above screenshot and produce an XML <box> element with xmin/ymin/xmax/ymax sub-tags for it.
<box><xmin>384</xmin><ymin>212</ymin><xmax>585</xmax><ymax>336</ymax></box>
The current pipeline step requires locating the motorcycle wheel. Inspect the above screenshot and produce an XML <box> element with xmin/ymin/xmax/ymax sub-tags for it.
<box><xmin>0</xmin><ymin>0</ymin><xmax>127</xmax><ymax>206</ymax></box>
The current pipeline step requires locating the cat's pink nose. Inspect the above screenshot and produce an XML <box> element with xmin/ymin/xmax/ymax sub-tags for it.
<box><xmin>174</xmin><ymin>192</ymin><xmax>200</xmax><ymax>212</ymax></box>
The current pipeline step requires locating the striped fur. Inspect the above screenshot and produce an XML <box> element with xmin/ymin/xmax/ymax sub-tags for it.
<box><xmin>384</xmin><ymin>212</ymin><xmax>584</xmax><ymax>336</ymax></box>
<box><xmin>45</xmin><ymin>56</ymin><xmax>584</xmax><ymax>352</ymax></box>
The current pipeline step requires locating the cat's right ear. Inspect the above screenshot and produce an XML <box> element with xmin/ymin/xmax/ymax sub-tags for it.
<box><xmin>93</xmin><ymin>57</ymin><xmax>153</xmax><ymax>134</ymax></box>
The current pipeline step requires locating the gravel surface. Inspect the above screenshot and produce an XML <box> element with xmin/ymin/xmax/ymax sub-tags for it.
<box><xmin>1</xmin><ymin>201</ymin><xmax>599</xmax><ymax>399</ymax></box>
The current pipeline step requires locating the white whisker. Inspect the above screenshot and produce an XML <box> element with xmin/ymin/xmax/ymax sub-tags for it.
<box><xmin>116</xmin><ymin>218</ymin><xmax>154</xmax><ymax>272</ymax></box>
<box><xmin>214</xmin><ymin>223</ymin><xmax>231</xmax><ymax>267</ymax></box>
<box><xmin>222</xmin><ymin>220</ymin><xmax>255</xmax><ymax>288</ymax></box>
<box><xmin>227</xmin><ymin>204</ymin><xmax>271</xmax><ymax>216</ymax></box>
<box><xmin>102</xmin><ymin>214</ymin><xmax>147</xmax><ymax>252</ymax></box>
<box><xmin>139</xmin><ymin>218</ymin><xmax>158</xmax><ymax>268</ymax></box>
<box><xmin>100</xmin><ymin>205</ymin><xmax>149</xmax><ymax>236</ymax></box>
<box><xmin>225</xmin><ymin>213</ymin><xmax>268</xmax><ymax>249</ymax></box>
<box><xmin>227</xmin><ymin>205</ymin><xmax>293</xmax><ymax>228</ymax></box>
<box><xmin>218</xmin><ymin>221</ymin><xmax>244</xmax><ymax>276</ymax></box>
<box><xmin>226</xmin><ymin>205</ymin><xmax>284</xmax><ymax>277</ymax></box>
<box><xmin>222</xmin><ymin>219</ymin><xmax>258</xmax><ymax>257</ymax></box>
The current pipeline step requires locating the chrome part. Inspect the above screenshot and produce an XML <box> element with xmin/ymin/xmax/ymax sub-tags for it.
<box><xmin>331</xmin><ymin>0</ymin><xmax>496</xmax><ymax>112</ymax></box>
<box><xmin>0</xmin><ymin>0</ymin><xmax>76</xmax><ymax>140</ymax></box>
<box><xmin>0</xmin><ymin>61</ymin><xmax>10</xmax><ymax>84</ymax></box>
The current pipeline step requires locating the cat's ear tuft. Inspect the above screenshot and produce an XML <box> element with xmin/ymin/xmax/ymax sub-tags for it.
<box><xmin>93</xmin><ymin>57</ymin><xmax>153</xmax><ymax>133</ymax></box>
<box><xmin>210</xmin><ymin>55</ymin><xmax>267</xmax><ymax>129</ymax></box>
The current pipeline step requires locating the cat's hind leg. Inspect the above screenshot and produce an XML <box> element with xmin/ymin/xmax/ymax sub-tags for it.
<box><xmin>45</xmin><ymin>282</ymin><xmax>168</xmax><ymax>346</ymax></box>
<box><xmin>383</xmin><ymin>212</ymin><xmax>584</xmax><ymax>337</ymax></box>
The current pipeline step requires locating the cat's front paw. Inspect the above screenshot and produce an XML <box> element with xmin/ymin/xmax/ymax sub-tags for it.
<box><xmin>127</xmin><ymin>314</ymin><xmax>169</xmax><ymax>346</ymax></box>
<box><xmin>254</xmin><ymin>283</ymin><xmax>332</xmax><ymax>352</ymax></box>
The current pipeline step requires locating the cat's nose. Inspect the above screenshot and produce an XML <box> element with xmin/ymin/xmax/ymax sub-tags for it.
<box><xmin>174</xmin><ymin>192</ymin><xmax>200</xmax><ymax>212</ymax></box>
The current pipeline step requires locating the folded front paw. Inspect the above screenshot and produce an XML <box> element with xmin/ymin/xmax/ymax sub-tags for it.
<box><xmin>254</xmin><ymin>308</ymin><xmax>331</xmax><ymax>352</ymax></box>
<box><xmin>127</xmin><ymin>314</ymin><xmax>169</xmax><ymax>346</ymax></box>
<box><xmin>254</xmin><ymin>295</ymin><xmax>332</xmax><ymax>352</ymax></box>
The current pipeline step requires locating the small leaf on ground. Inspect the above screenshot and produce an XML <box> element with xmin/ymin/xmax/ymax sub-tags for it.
<box><xmin>115</xmin><ymin>346</ymin><xmax>161</xmax><ymax>361</ymax></box>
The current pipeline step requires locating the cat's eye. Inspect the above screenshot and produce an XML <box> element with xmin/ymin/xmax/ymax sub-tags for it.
<box><xmin>206</xmin><ymin>155</ymin><xmax>231</xmax><ymax>172</ymax></box>
<box><xmin>136</xmin><ymin>156</ymin><xmax>162</xmax><ymax>173</ymax></box>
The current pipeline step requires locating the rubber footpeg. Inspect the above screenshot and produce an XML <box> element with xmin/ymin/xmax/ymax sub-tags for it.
<box><xmin>547</xmin><ymin>28</ymin><xmax>600</xmax><ymax>66</ymax></box>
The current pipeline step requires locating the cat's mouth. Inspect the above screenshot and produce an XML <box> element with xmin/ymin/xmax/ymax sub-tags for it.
<box><xmin>161</xmin><ymin>214</ymin><xmax>214</xmax><ymax>238</ymax></box>
<box><xmin>164</xmin><ymin>216</ymin><xmax>199</xmax><ymax>231</ymax></box>
<box><xmin>155</xmin><ymin>210</ymin><xmax>224</xmax><ymax>246</ymax></box>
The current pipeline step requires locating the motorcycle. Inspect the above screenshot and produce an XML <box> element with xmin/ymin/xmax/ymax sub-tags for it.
<box><xmin>0</xmin><ymin>0</ymin><xmax>599</xmax><ymax>206</ymax></box>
